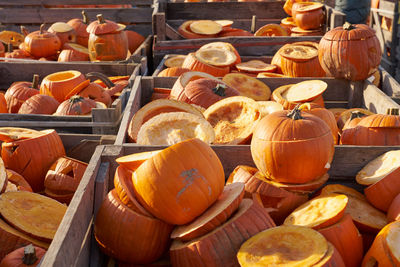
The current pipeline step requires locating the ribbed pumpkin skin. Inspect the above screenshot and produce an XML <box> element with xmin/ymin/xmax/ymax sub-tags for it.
<box><xmin>67</xmin><ymin>18</ymin><xmax>89</xmax><ymax>47</ymax></box>
<box><xmin>182</xmin><ymin>53</ymin><xmax>230</xmax><ymax>77</ymax></box>
<box><xmin>319</xmin><ymin>24</ymin><xmax>382</xmax><ymax>81</ymax></box>
<box><xmin>133</xmin><ymin>138</ymin><xmax>225</xmax><ymax>225</ymax></box>
<box><xmin>340</xmin><ymin>114</ymin><xmax>400</xmax><ymax>145</ymax></box>
<box><xmin>58</xmin><ymin>48</ymin><xmax>89</xmax><ymax>62</ymax></box>
<box><xmin>40</xmin><ymin>71</ymin><xmax>86</xmax><ymax>102</ymax></box>
<box><xmin>94</xmin><ymin>190</ymin><xmax>173</xmax><ymax>264</ymax></box>
<box><xmin>170</xmin><ymin>199</ymin><xmax>275</xmax><ymax>267</ymax></box>
<box><xmin>24</xmin><ymin>30</ymin><xmax>62</xmax><ymax>58</ymax></box>
<box><xmin>0</xmin><ymin>245</ymin><xmax>46</xmax><ymax>267</ymax></box>
<box><xmin>0</xmin><ymin>93</ymin><xmax>7</xmax><ymax>113</ymax></box>
<box><xmin>18</xmin><ymin>94</ymin><xmax>59</xmax><ymax>115</ymax></box>
<box><xmin>88</xmin><ymin>31</ymin><xmax>128</xmax><ymax>61</ymax></box>
<box><xmin>1</xmin><ymin>129</ymin><xmax>66</xmax><ymax>192</ymax></box>
<box><xmin>125</xmin><ymin>30</ymin><xmax>145</xmax><ymax>54</ymax></box>
<box><xmin>5</xmin><ymin>82</ymin><xmax>39</xmax><ymax>113</ymax></box>
<box><xmin>55</xmin><ymin>96</ymin><xmax>97</xmax><ymax>116</ymax></box>
<box><xmin>251</xmin><ymin>109</ymin><xmax>334</xmax><ymax>183</ymax></box>
<box><xmin>318</xmin><ymin>214</ymin><xmax>364</xmax><ymax>267</ymax></box>
<box><xmin>293</xmin><ymin>3</ymin><xmax>324</xmax><ymax>30</ymax></box>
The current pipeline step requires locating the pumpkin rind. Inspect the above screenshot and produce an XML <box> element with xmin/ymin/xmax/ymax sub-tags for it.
<box><xmin>18</xmin><ymin>94</ymin><xmax>59</xmax><ymax>115</ymax></box>
<box><xmin>387</xmin><ymin>193</ymin><xmax>400</xmax><ymax>222</ymax></box>
<box><xmin>40</xmin><ymin>70</ymin><xmax>86</xmax><ymax>102</ymax></box>
<box><xmin>222</xmin><ymin>73</ymin><xmax>271</xmax><ymax>101</ymax></box>
<box><xmin>182</xmin><ymin>53</ymin><xmax>230</xmax><ymax>77</ymax></box>
<box><xmin>6</xmin><ymin>169</ymin><xmax>32</xmax><ymax>192</ymax></box>
<box><xmin>0</xmin><ymin>244</ymin><xmax>46</xmax><ymax>267</ymax></box>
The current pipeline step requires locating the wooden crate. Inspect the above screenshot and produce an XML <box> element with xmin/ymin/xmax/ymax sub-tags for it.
<box><xmin>0</xmin><ymin>0</ymin><xmax>153</xmax><ymax>7</ymax></box>
<box><xmin>0</xmin><ymin>62</ymin><xmax>140</xmax><ymax>134</ymax></box>
<box><xmin>115</xmin><ymin>75</ymin><xmax>400</xmax><ymax>145</ymax></box>
<box><xmin>152</xmin><ymin>1</ymin><xmax>345</xmax><ymax>65</ymax></box>
<box><xmin>41</xmin><ymin>140</ymin><xmax>400</xmax><ymax>266</ymax></box>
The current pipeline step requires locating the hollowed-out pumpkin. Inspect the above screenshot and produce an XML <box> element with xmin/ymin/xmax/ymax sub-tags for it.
<box><xmin>58</xmin><ymin>43</ymin><xmax>89</xmax><ymax>62</ymax></box>
<box><xmin>78</xmin><ymin>82</ymin><xmax>112</xmax><ymax>106</ymax></box>
<box><xmin>170</xmin><ymin>199</ymin><xmax>275</xmax><ymax>267</ymax></box>
<box><xmin>48</xmin><ymin>22</ymin><xmax>76</xmax><ymax>46</ymax></box>
<box><xmin>0</xmin><ymin>244</ymin><xmax>46</xmax><ymax>267</ymax></box>
<box><xmin>251</xmin><ymin>105</ymin><xmax>334</xmax><ymax>184</ymax></box>
<box><xmin>23</xmin><ymin>24</ymin><xmax>62</xmax><ymax>58</ymax></box>
<box><xmin>254</xmin><ymin>24</ymin><xmax>288</xmax><ymax>36</ymax></box>
<box><xmin>283</xmin><ymin>0</ymin><xmax>309</xmax><ymax>16</ymax></box>
<box><xmin>54</xmin><ymin>96</ymin><xmax>99</xmax><ymax>116</ymax></box>
<box><xmin>1</xmin><ymin>129</ymin><xmax>65</xmax><ymax>192</ymax></box>
<box><xmin>292</xmin><ymin>2</ymin><xmax>324</xmax><ymax>30</ymax></box>
<box><xmin>127</xmin><ymin>99</ymin><xmax>204</xmax><ymax>143</ymax></box>
<box><xmin>6</xmin><ymin>169</ymin><xmax>32</xmax><ymax>192</ymax></box>
<box><xmin>318</xmin><ymin>184</ymin><xmax>366</xmax><ymax>201</ymax></box>
<box><xmin>279</xmin><ymin>41</ymin><xmax>325</xmax><ymax>77</ymax></box>
<box><xmin>259</xmin><ymin>172</ymin><xmax>329</xmax><ymax>193</ymax></box>
<box><xmin>182</xmin><ymin>53</ymin><xmax>230</xmax><ymax>77</ymax></box>
<box><xmin>0</xmin><ymin>191</ymin><xmax>67</xmax><ymax>242</ymax></box>
<box><xmin>237</xmin><ymin>225</ymin><xmax>329</xmax><ymax>266</ymax></box>
<box><xmin>87</xmin><ymin>15</ymin><xmax>128</xmax><ymax>61</ymax></box>
<box><xmin>132</xmin><ymin>138</ymin><xmax>225</xmax><ymax>225</ymax></box>
<box><xmin>319</xmin><ymin>23</ymin><xmax>382</xmax><ymax>81</ymax></box>
<box><xmin>0</xmin><ymin>128</ymin><xmax>42</xmax><ymax>143</ymax></box>
<box><xmin>222</xmin><ymin>73</ymin><xmax>271</xmax><ymax>100</ymax></box>
<box><xmin>40</xmin><ymin>70</ymin><xmax>86</xmax><ymax>102</ymax></box>
<box><xmin>0</xmin><ymin>30</ymin><xmax>24</xmax><ymax>48</ymax></box>
<box><xmin>18</xmin><ymin>94</ymin><xmax>59</xmax><ymax>115</ymax></box>
<box><xmin>204</xmin><ymin>96</ymin><xmax>261</xmax><ymax>144</ymax></box>
<box><xmin>5</xmin><ymin>75</ymin><xmax>40</xmax><ymax>113</ymax></box>
<box><xmin>164</xmin><ymin>55</ymin><xmax>186</xmax><ymax>68</ymax></box>
<box><xmin>67</xmin><ymin>11</ymin><xmax>90</xmax><ymax>47</ymax></box>
<box><xmin>94</xmin><ymin>189</ymin><xmax>173</xmax><ymax>264</ymax></box>
<box><xmin>199</xmin><ymin>42</ymin><xmax>241</xmax><ymax>66</ymax></box>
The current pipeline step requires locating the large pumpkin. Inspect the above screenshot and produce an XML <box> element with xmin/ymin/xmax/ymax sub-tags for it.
<box><xmin>5</xmin><ymin>75</ymin><xmax>40</xmax><ymax>113</ymax></box>
<box><xmin>319</xmin><ymin>23</ymin><xmax>382</xmax><ymax>81</ymax></box>
<box><xmin>133</xmin><ymin>138</ymin><xmax>225</xmax><ymax>225</ymax></box>
<box><xmin>251</xmin><ymin>106</ymin><xmax>334</xmax><ymax>184</ymax></box>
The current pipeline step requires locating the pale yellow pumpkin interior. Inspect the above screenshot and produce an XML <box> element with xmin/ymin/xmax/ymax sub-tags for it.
<box><xmin>236</xmin><ymin>60</ymin><xmax>276</xmax><ymax>72</ymax></box>
<box><xmin>386</xmin><ymin>222</ymin><xmax>400</xmax><ymax>261</ymax></box>
<box><xmin>222</xmin><ymin>73</ymin><xmax>271</xmax><ymax>101</ymax></box>
<box><xmin>282</xmin><ymin>80</ymin><xmax>327</xmax><ymax>102</ymax></box>
<box><xmin>189</xmin><ymin>20</ymin><xmax>222</xmax><ymax>35</ymax></box>
<box><xmin>45</xmin><ymin>70</ymin><xmax>82</xmax><ymax>82</ymax></box>
<box><xmin>281</xmin><ymin>44</ymin><xmax>318</xmax><ymax>60</ymax></box>
<box><xmin>165</xmin><ymin>55</ymin><xmax>187</xmax><ymax>68</ymax></box>
<box><xmin>195</xmin><ymin>48</ymin><xmax>237</xmax><ymax>67</ymax></box>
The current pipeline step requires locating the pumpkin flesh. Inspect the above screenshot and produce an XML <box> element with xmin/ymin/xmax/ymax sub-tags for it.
<box><xmin>222</xmin><ymin>73</ymin><xmax>271</xmax><ymax>101</ymax></box>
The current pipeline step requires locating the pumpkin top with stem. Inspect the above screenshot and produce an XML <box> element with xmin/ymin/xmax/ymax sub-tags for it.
<box><xmin>212</xmin><ymin>84</ymin><xmax>226</xmax><ymax>97</ymax></box>
<box><xmin>82</xmin><ymin>10</ymin><xmax>89</xmax><ymax>25</ymax></box>
<box><xmin>86</xmin><ymin>14</ymin><xmax>120</xmax><ymax>35</ymax></box>
<box><xmin>287</xmin><ymin>104</ymin><xmax>303</xmax><ymax>120</ymax></box>
<box><xmin>22</xmin><ymin>244</ymin><xmax>38</xmax><ymax>265</ymax></box>
<box><xmin>323</xmin><ymin>23</ymin><xmax>377</xmax><ymax>41</ymax></box>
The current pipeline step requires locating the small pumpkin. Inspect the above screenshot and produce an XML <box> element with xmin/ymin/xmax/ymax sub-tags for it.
<box><xmin>23</xmin><ymin>24</ymin><xmax>62</xmax><ymax>58</ymax></box>
<box><xmin>67</xmin><ymin>11</ymin><xmax>90</xmax><ymax>47</ymax></box>
<box><xmin>292</xmin><ymin>2</ymin><xmax>324</xmax><ymax>30</ymax></box>
<box><xmin>18</xmin><ymin>95</ymin><xmax>59</xmax><ymax>115</ymax></box>
<box><xmin>48</xmin><ymin>22</ymin><xmax>76</xmax><ymax>46</ymax></box>
<box><xmin>55</xmin><ymin>95</ymin><xmax>99</xmax><ymax>116</ymax></box>
<box><xmin>0</xmin><ymin>244</ymin><xmax>46</xmax><ymax>267</ymax></box>
<box><xmin>5</xmin><ymin>75</ymin><xmax>40</xmax><ymax>113</ymax></box>
<box><xmin>58</xmin><ymin>43</ymin><xmax>89</xmax><ymax>62</ymax></box>
<box><xmin>40</xmin><ymin>70</ymin><xmax>86</xmax><ymax>102</ymax></box>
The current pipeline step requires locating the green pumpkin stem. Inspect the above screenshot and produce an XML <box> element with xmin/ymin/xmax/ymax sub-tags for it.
<box><xmin>387</xmin><ymin>108</ymin><xmax>399</xmax><ymax>115</ymax></box>
<box><xmin>82</xmin><ymin>10</ymin><xmax>89</xmax><ymax>25</ymax></box>
<box><xmin>32</xmin><ymin>74</ymin><xmax>39</xmax><ymax>90</ymax></box>
<box><xmin>22</xmin><ymin>244</ymin><xmax>38</xmax><ymax>265</ymax></box>
<box><xmin>96</xmin><ymin>14</ymin><xmax>105</xmax><ymax>24</ymax></box>
<box><xmin>212</xmin><ymin>84</ymin><xmax>226</xmax><ymax>97</ymax></box>
<box><xmin>343</xmin><ymin>22</ymin><xmax>355</xmax><ymax>31</ymax></box>
<box><xmin>287</xmin><ymin>104</ymin><xmax>303</xmax><ymax>120</ymax></box>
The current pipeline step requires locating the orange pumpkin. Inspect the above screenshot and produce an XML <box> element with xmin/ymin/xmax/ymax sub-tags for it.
<box><xmin>0</xmin><ymin>244</ymin><xmax>46</xmax><ymax>267</ymax></box>
<box><xmin>387</xmin><ymin>193</ymin><xmax>400</xmax><ymax>222</ymax></box>
<box><xmin>78</xmin><ymin>82</ymin><xmax>112</xmax><ymax>106</ymax></box>
<box><xmin>18</xmin><ymin>95</ymin><xmax>59</xmax><ymax>115</ymax></box>
<box><xmin>67</xmin><ymin>11</ymin><xmax>90</xmax><ymax>47</ymax></box>
<box><xmin>218</xmin><ymin>28</ymin><xmax>253</xmax><ymax>37</ymax></box>
<box><xmin>23</xmin><ymin>24</ymin><xmax>62</xmax><ymax>58</ymax></box>
<box><xmin>254</xmin><ymin>24</ymin><xmax>288</xmax><ymax>36</ymax></box>
<box><xmin>58</xmin><ymin>43</ymin><xmax>89</xmax><ymax>62</ymax></box>
<box><xmin>182</xmin><ymin>52</ymin><xmax>231</xmax><ymax>77</ymax></box>
<box><xmin>54</xmin><ymin>96</ymin><xmax>98</xmax><ymax>116</ymax></box>
<box><xmin>0</xmin><ymin>93</ymin><xmax>8</xmax><ymax>114</ymax></box>
<box><xmin>48</xmin><ymin>22</ymin><xmax>76</xmax><ymax>46</ymax></box>
<box><xmin>5</xmin><ymin>75</ymin><xmax>40</xmax><ymax>113</ymax></box>
<box><xmin>157</xmin><ymin>67</ymin><xmax>191</xmax><ymax>77</ymax></box>
<box><xmin>292</xmin><ymin>2</ymin><xmax>324</xmax><ymax>30</ymax></box>
<box><xmin>6</xmin><ymin>169</ymin><xmax>32</xmax><ymax>192</ymax></box>
<box><xmin>40</xmin><ymin>70</ymin><xmax>86</xmax><ymax>102</ymax></box>
<box><xmin>125</xmin><ymin>30</ymin><xmax>145</xmax><ymax>54</ymax></box>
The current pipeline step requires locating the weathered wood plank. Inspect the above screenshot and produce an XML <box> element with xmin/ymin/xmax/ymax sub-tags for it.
<box><xmin>363</xmin><ymin>81</ymin><xmax>400</xmax><ymax>114</ymax></box>
<box><xmin>0</xmin><ymin>0</ymin><xmax>152</xmax><ymax>5</ymax></box>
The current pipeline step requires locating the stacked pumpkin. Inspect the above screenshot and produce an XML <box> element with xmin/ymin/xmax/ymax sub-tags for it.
<box><xmin>0</xmin><ymin>12</ymin><xmax>145</xmax><ymax>62</ymax></box>
<box><xmin>1</xmin><ymin>70</ymin><xmax>128</xmax><ymax>115</ymax></box>
<box><xmin>94</xmin><ymin>138</ymin><xmax>276</xmax><ymax>265</ymax></box>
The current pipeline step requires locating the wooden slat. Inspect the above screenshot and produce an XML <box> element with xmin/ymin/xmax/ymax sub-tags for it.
<box><xmin>363</xmin><ymin>80</ymin><xmax>400</xmax><ymax>114</ymax></box>
<box><xmin>380</xmin><ymin>66</ymin><xmax>400</xmax><ymax>97</ymax></box>
<box><xmin>0</xmin><ymin>0</ymin><xmax>150</xmax><ymax>5</ymax></box>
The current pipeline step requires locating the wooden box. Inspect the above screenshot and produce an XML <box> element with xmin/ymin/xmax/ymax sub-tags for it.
<box><xmin>0</xmin><ymin>62</ymin><xmax>140</xmax><ymax>134</ymax></box>
<box><xmin>152</xmin><ymin>1</ymin><xmax>345</xmax><ymax>65</ymax></box>
<box><xmin>115</xmin><ymin>75</ymin><xmax>400</xmax><ymax>145</ymax></box>
<box><xmin>40</xmin><ymin>140</ymin><xmax>399</xmax><ymax>266</ymax></box>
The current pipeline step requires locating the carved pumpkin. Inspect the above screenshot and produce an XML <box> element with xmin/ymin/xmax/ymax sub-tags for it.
<box><xmin>5</xmin><ymin>75</ymin><xmax>40</xmax><ymax>113</ymax></box>
<box><xmin>87</xmin><ymin>15</ymin><xmax>128</xmax><ymax>61</ymax></box>
<box><xmin>181</xmin><ymin>52</ymin><xmax>231</xmax><ymax>77</ymax></box>
<box><xmin>0</xmin><ymin>30</ymin><xmax>24</xmax><ymax>48</ymax></box>
<box><xmin>254</xmin><ymin>24</ymin><xmax>288</xmax><ymax>36</ymax></box>
<box><xmin>48</xmin><ymin>22</ymin><xmax>76</xmax><ymax>46</ymax></box>
<box><xmin>319</xmin><ymin>23</ymin><xmax>382</xmax><ymax>81</ymax></box>
<box><xmin>58</xmin><ymin>43</ymin><xmax>89</xmax><ymax>62</ymax></box>
<box><xmin>54</xmin><ymin>96</ymin><xmax>98</xmax><ymax>116</ymax></box>
<box><xmin>67</xmin><ymin>11</ymin><xmax>90</xmax><ymax>47</ymax></box>
<box><xmin>292</xmin><ymin>2</ymin><xmax>324</xmax><ymax>30</ymax></box>
<box><xmin>251</xmin><ymin>106</ymin><xmax>334</xmax><ymax>183</ymax></box>
<box><xmin>133</xmin><ymin>138</ymin><xmax>225</xmax><ymax>225</ymax></box>
<box><xmin>199</xmin><ymin>42</ymin><xmax>241</xmax><ymax>66</ymax></box>
<box><xmin>40</xmin><ymin>70</ymin><xmax>86</xmax><ymax>102</ymax></box>
<box><xmin>0</xmin><ymin>244</ymin><xmax>46</xmax><ymax>267</ymax></box>
<box><xmin>23</xmin><ymin>24</ymin><xmax>62</xmax><ymax>58</ymax></box>
<box><xmin>283</xmin><ymin>0</ymin><xmax>309</xmax><ymax>16</ymax></box>
<box><xmin>18</xmin><ymin>94</ymin><xmax>59</xmax><ymax>115</ymax></box>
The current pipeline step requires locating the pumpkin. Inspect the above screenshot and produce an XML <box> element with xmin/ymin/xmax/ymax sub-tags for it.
<box><xmin>237</xmin><ymin>225</ymin><xmax>329</xmax><ymax>266</ymax></box>
<box><xmin>189</xmin><ymin>20</ymin><xmax>222</xmax><ymax>35</ymax></box>
<box><xmin>1</xmin><ymin>129</ymin><xmax>65</xmax><ymax>192</ymax></box>
<box><xmin>44</xmin><ymin>156</ymin><xmax>87</xmax><ymax>195</ymax></box>
<box><xmin>254</xmin><ymin>24</ymin><xmax>288</xmax><ymax>36</ymax></box>
<box><xmin>164</xmin><ymin>55</ymin><xmax>186</xmax><ymax>68</ymax></box>
<box><xmin>318</xmin><ymin>184</ymin><xmax>366</xmax><ymax>201</ymax></box>
<box><xmin>54</xmin><ymin>96</ymin><xmax>99</xmax><ymax>116</ymax></box>
<box><xmin>341</xmin><ymin>108</ymin><xmax>400</xmax><ymax>145</ymax></box>
<box><xmin>0</xmin><ymin>30</ymin><xmax>25</xmax><ymax>48</ymax></box>
<box><xmin>198</xmin><ymin>42</ymin><xmax>241</xmax><ymax>66</ymax></box>
<box><xmin>127</xmin><ymin>99</ymin><xmax>204</xmax><ymax>142</ymax></box>
<box><xmin>116</xmin><ymin>150</ymin><xmax>161</xmax><ymax>172</ymax></box>
<box><xmin>283</xmin><ymin>0</ymin><xmax>309</xmax><ymax>16</ymax></box>
<box><xmin>362</xmin><ymin>221</ymin><xmax>400</xmax><ymax>266</ymax></box>
<box><xmin>218</xmin><ymin>28</ymin><xmax>253</xmax><ymax>37</ymax></box>
<box><xmin>0</xmin><ymin>93</ymin><xmax>7</xmax><ymax>114</ymax></box>
<box><xmin>94</xmin><ymin>189</ymin><xmax>173</xmax><ymax>264</ymax></box>
<box><xmin>178</xmin><ymin>21</ymin><xmax>210</xmax><ymax>39</ymax></box>
<box><xmin>4</xmin><ymin>44</ymin><xmax>33</xmax><ymax>60</ymax></box>
<box><xmin>222</xmin><ymin>73</ymin><xmax>271</xmax><ymax>100</ymax></box>
<box><xmin>251</xmin><ymin>105</ymin><xmax>334</xmax><ymax>184</ymax></box>
<box><xmin>280</xmin><ymin>17</ymin><xmax>297</xmax><ymax>34</ymax></box>
<box><xmin>18</xmin><ymin>94</ymin><xmax>59</xmax><ymax>115</ymax></box>
<box><xmin>5</xmin><ymin>75</ymin><xmax>40</xmax><ymax>113</ymax></box>
<box><xmin>387</xmin><ymin>193</ymin><xmax>400</xmax><ymax>222</ymax></box>
<box><xmin>292</xmin><ymin>2</ymin><xmax>324</xmax><ymax>30</ymax></box>
<box><xmin>133</xmin><ymin>138</ymin><xmax>225</xmax><ymax>225</ymax></box>
<box><xmin>0</xmin><ymin>244</ymin><xmax>46</xmax><ymax>267</ymax></box>
<box><xmin>299</xmin><ymin>102</ymin><xmax>339</xmax><ymax>144</ymax></box>
<box><xmin>271</xmin><ymin>81</ymin><xmax>326</xmax><ymax>109</ymax></box>
<box><xmin>125</xmin><ymin>30</ymin><xmax>145</xmax><ymax>54</ymax></box>
<box><xmin>87</xmin><ymin>15</ymin><xmax>128</xmax><ymax>61</ymax></box>
<box><xmin>0</xmin><ymin>128</ymin><xmax>42</xmax><ymax>143</ymax></box>
<box><xmin>48</xmin><ymin>22</ymin><xmax>76</xmax><ymax>46</ymax></box>
<box><xmin>23</xmin><ymin>24</ymin><xmax>61</xmax><ymax>58</ymax></box>
<box><xmin>171</xmin><ymin>183</ymin><xmax>245</xmax><ymax>241</ymax></box>
<box><xmin>78</xmin><ymin>82</ymin><xmax>112</xmax><ymax>106</ymax></box>
<box><xmin>279</xmin><ymin>41</ymin><xmax>325</xmax><ymax>77</ymax></box>
<box><xmin>182</xmin><ymin>52</ymin><xmax>231</xmax><ymax>77</ymax></box>
<box><xmin>67</xmin><ymin>10</ymin><xmax>90</xmax><ymax>47</ymax></box>
<box><xmin>214</xmin><ymin>20</ymin><xmax>233</xmax><ymax>29</ymax></box>
<box><xmin>40</xmin><ymin>70</ymin><xmax>86</xmax><ymax>102</ymax></box>
<box><xmin>157</xmin><ymin>67</ymin><xmax>191</xmax><ymax>77</ymax></box>
<box><xmin>0</xmin><ymin>191</ymin><xmax>67</xmax><ymax>242</ymax></box>
<box><xmin>203</xmin><ymin>96</ymin><xmax>261</xmax><ymax>144</ymax></box>
<box><xmin>336</xmin><ymin>108</ymin><xmax>374</xmax><ymax>132</ymax></box>
<box><xmin>6</xmin><ymin>169</ymin><xmax>32</xmax><ymax>192</ymax></box>
<box><xmin>313</xmin><ymin>243</ymin><xmax>346</xmax><ymax>267</ymax></box>
<box><xmin>136</xmin><ymin>112</ymin><xmax>215</xmax><ymax>145</ymax></box>
<box><xmin>319</xmin><ymin>23</ymin><xmax>382</xmax><ymax>81</ymax></box>
<box><xmin>58</xmin><ymin>43</ymin><xmax>89</xmax><ymax>62</ymax></box>
<box><xmin>235</xmin><ymin>60</ymin><xmax>277</xmax><ymax>74</ymax></box>
<box><xmin>170</xmin><ymin>199</ymin><xmax>275</xmax><ymax>267</ymax></box>
<box><xmin>195</xmin><ymin>48</ymin><xmax>237</xmax><ymax>68</ymax></box>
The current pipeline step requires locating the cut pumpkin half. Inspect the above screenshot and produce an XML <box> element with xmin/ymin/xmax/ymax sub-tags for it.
<box><xmin>189</xmin><ymin>20</ymin><xmax>222</xmax><ymax>35</ymax></box>
<box><xmin>195</xmin><ymin>48</ymin><xmax>237</xmax><ymax>67</ymax></box>
<box><xmin>236</xmin><ymin>60</ymin><xmax>277</xmax><ymax>74</ymax></box>
<box><xmin>254</xmin><ymin>24</ymin><xmax>288</xmax><ymax>36</ymax></box>
<box><xmin>0</xmin><ymin>127</ymin><xmax>43</xmax><ymax>142</ymax></box>
<box><xmin>116</xmin><ymin>150</ymin><xmax>162</xmax><ymax>171</ymax></box>
<box><xmin>164</xmin><ymin>55</ymin><xmax>187</xmax><ymax>68</ymax></box>
<box><xmin>222</xmin><ymin>73</ymin><xmax>271</xmax><ymax>101</ymax></box>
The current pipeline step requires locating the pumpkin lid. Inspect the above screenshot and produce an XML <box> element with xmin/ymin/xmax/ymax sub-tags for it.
<box><xmin>322</xmin><ymin>23</ymin><xmax>377</xmax><ymax>41</ymax></box>
<box><xmin>235</xmin><ymin>60</ymin><xmax>277</xmax><ymax>73</ymax></box>
<box><xmin>164</xmin><ymin>55</ymin><xmax>186</xmax><ymax>68</ymax></box>
<box><xmin>295</xmin><ymin>2</ymin><xmax>323</xmax><ymax>12</ymax></box>
<box><xmin>279</xmin><ymin>43</ymin><xmax>319</xmax><ymax>60</ymax></box>
<box><xmin>281</xmin><ymin>17</ymin><xmax>296</xmax><ymax>26</ymax></box>
<box><xmin>86</xmin><ymin>14</ymin><xmax>120</xmax><ymax>34</ymax></box>
<box><xmin>282</xmin><ymin>80</ymin><xmax>327</xmax><ymax>102</ymax></box>
<box><xmin>214</xmin><ymin>20</ymin><xmax>234</xmax><ymax>28</ymax></box>
<box><xmin>48</xmin><ymin>22</ymin><xmax>74</xmax><ymax>33</ymax></box>
<box><xmin>195</xmin><ymin>48</ymin><xmax>237</xmax><ymax>67</ymax></box>
<box><xmin>254</xmin><ymin>24</ymin><xmax>288</xmax><ymax>37</ymax></box>
<box><xmin>222</xmin><ymin>73</ymin><xmax>271</xmax><ymax>101</ymax></box>
<box><xmin>189</xmin><ymin>20</ymin><xmax>222</xmax><ymax>35</ymax></box>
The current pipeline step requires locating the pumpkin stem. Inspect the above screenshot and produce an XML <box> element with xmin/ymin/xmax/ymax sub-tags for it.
<box><xmin>22</xmin><ymin>244</ymin><xmax>38</xmax><ymax>265</ymax></box>
<box><xmin>82</xmin><ymin>10</ymin><xmax>89</xmax><ymax>25</ymax></box>
<box><xmin>20</xmin><ymin>26</ymin><xmax>29</xmax><ymax>37</ymax></box>
<box><xmin>69</xmin><ymin>95</ymin><xmax>84</xmax><ymax>103</ymax></box>
<box><xmin>85</xmin><ymin>72</ymin><xmax>114</xmax><ymax>88</ymax></box>
<box><xmin>96</xmin><ymin>14</ymin><xmax>105</xmax><ymax>24</ymax></box>
<box><xmin>32</xmin><ymin>75</ymin><xmax>39</xmax><ymax>90</ymax></box>
<box><xmin>343</xmin><ymin>22</ymin><xmax>355</xmax><ymax>31</ymax></box>
<box><xmin>387</xmin><ymin>108</ymin><xmax>399</xmax><ymax>115</ymax></box>
<box><xmin>287</xmin><ymin>104</ymin><xmax>303</xmax><ymax>120</ymax></box>
<box><xmin>39</xmin><ymin>24</ymin><xmax>45</xmax><ymax>35</ymax></box>
<box><xmin>212</xmin><ymin>84</ymin><xmax>226</xmax><ymax>97</ymax></box>
<box><xmin>7</xmin><ymin>43</ymin><xmax>12</xmax><ymax>53</ymax></box>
